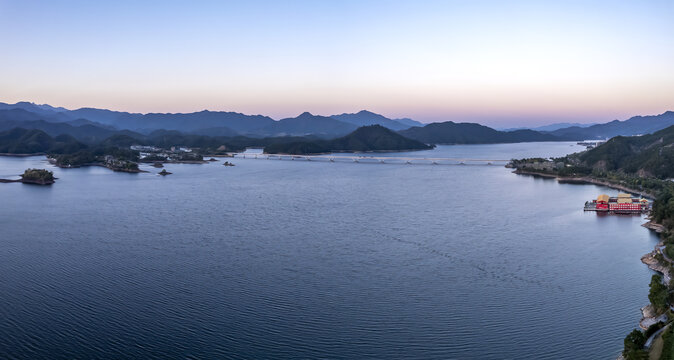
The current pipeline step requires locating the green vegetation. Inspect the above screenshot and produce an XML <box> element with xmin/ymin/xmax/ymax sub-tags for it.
<box><xmin>572</xmin><ymin>125</ymin><xmax>674</xmax><ymax>179</ymax></box>
<box><xmin>650</xmin><ymin>274</ymin><xmax>669</xmax><ymax>313</ymax></box>
<box><xmin>20</xmin><ymin>168</ymin><xmax>55</xmax><ymax>184</ymax></box>
<box><xmin>50</xmin><ymin>147</ymin><xmax>139</xmax><ymax>167</ymax></box>
<box><xmin>623</xmin><ymin>329</ymin><xmax>648</xmax><ymax>359</ymax></box>
<box><xmin>264</xmin><ymin>125</ymin><xmax>433</xmax><ymax>154</ymax></box>
<box><xmin>653</xmin><ymin>187</ymin><xmax>674</xmax><ymax>230</ymax></box>
<box><xmin>0</xmin><ymin>128</ymin><xmax>86</xmax><ymax>154</ymax></box>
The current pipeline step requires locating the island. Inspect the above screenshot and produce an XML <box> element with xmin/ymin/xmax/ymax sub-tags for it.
<box><xmin>0</xmin><ymin>168</ymin><xmax>56</xmax><ymax>185</ymax></box>
<box><xmin>158</xmin><ymin>169</ymin><xmax>172</xmax><ymax>176</ymax></box>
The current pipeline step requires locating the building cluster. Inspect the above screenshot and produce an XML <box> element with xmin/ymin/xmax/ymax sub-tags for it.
<box><xmin>584</xmin><ymin>193</ymin><xmax>650</xmax><ymax>213</ymax></box>
<box><xmin>129</xmin><ymin>145</ymin><xmax>193</xmax><ymax>161</ymax></box>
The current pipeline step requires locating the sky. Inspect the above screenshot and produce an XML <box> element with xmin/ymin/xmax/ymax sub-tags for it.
<box><xmin>0</xmin><ymin>0</ymin><xmax>673</xmax><ymax>127</ymax></box>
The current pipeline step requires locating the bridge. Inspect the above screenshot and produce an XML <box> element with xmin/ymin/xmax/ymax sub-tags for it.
<box><xmin>231</xmin><ymin>153</ymin><xmax>510</xmax><ymax>165</ymax></box>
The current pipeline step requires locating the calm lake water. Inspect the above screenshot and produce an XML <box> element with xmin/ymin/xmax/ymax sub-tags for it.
<box><xmin>0</xmin><ymin>142</ymin><xmax>659</xmax><ymax>359</ymax></box>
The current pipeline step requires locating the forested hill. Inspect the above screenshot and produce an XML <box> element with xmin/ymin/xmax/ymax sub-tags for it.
<box><xmin>264</xmin><ymin>125</ymin><xmax>433</xmax><ymax>154</ymax></box>
<box><xmin>0</xmin><ymin>128</ymin><xmax>86</xmax><ymax>154</ymax></box>
<box><xmin>568</xmin><ymin>124</ymin><xmax>674</xmax><ymax>179</ymax></box>
<box><xmin>399</xmin><ymin>121</ymin><xmax>559</xmax><ymax>144</ymax></box>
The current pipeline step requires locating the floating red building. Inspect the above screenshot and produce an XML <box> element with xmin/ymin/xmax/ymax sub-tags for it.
<box><xmin>584</xmin><ymin>193</ymin><xmax>649</xmax><ymax>213</ymax></box>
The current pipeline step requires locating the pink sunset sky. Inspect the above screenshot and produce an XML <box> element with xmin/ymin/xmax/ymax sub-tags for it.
<box><xmin>1</xmin><ymin>0</ymin><xmax>672</xmax><ymax>127</ymax></box>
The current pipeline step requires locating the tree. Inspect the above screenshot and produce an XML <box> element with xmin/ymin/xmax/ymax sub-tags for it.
<box><xmin>648</xmin><ymin>274</ymin><xmax>669</xmax><ymax>313</ymax></box>
<box><xmin>623</xmin><ymin>329</ymin><xmax>647</xmax><ymax>359</ymax></box>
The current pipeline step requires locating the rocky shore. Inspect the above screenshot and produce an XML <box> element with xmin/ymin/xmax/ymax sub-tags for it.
<box><xmin>637</xmin><ymin>224</ymin><xmax>671</xmax><ymax>348</ymax></box>
<box><xmin>643</xmin><ymin>220</ymin><xmax>667</xmax><ymax>234</ymax></box>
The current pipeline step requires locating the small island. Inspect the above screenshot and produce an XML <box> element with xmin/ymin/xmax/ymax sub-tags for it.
<box><xmin>158</xmin><ymin>169</ymin><xmax>172</xmax><ymax>176</ymax></box>
<box><xmin>0</xmin><ymin>168</ymin><xmax>56</xmax><ymax>185</ymax></box>
<box><xmin>223</xmin><ymin>161</ymin><xmax>235</xmax><ymax>166</ymax></box>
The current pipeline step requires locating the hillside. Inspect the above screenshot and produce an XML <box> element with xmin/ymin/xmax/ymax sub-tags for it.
<box><xmin>264</xmin><ymin>125</ymin><xmax>433</xmax><ymax>154</ymax></box>
<box><xmin>0</xmin><ymin>128</ymin><xmax>86</xmax><ymax>154</ymax></box>
<box><xmin>399</xmin><ymin>121</ymin><xmax>558</xmax><ymax>144</ymax></box>
<box><xmin>569</xmin><ymin>125</ymin><xmax>674</xmax><ymax>179</ymax></box>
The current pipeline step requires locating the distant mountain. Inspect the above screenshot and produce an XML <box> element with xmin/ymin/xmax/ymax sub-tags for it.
<box><xmin>2</xmin><ymin>101</ymin><xmax>672</xmax><ymax>144</ymax></box>
<box><xmin>264</xmin><ymin>124</ymin><xmax>433</xmax><ymax>154</ymax></box>
<box><xmin>0</xmin><ymin>102</ymin><xmax>73</xmax><ymax>122</ymax></box>
<box><xmin>0</xmin><ymin>109</ymin><xmax>143</xmax><ymax>143</ymax></box>
<box><xmin>392</xmin><ymin>117</ymin><xmax>424</xmax><ymax>128</ymax></box>
<box><xmin>0</xmin><ymin>103</ymin><xmax>273</xmax><ymax>134</ymax></box>
<box><xmin>532</xmin><ymin>122</ymin><xmax>597</xmax><ymax>132</ymax></box>
<box><xmin>0</xmin><ymin>102</ymin><xmax>423</xmax><ymax>137</ymax></box>
<box><xmin>330</xmin><ymin>110</ymin><xmax>416</xmax><ymax>131</ymax></box>
<box><xmin>255</xmin><ymin>112</ymin><xmax>357</xmax><ymax>138</ymax></box>
<box><xmin>548</xmin><ymin>111</ymin><xmax>674</xmax><ymax>140</ymax></box>
<box><xmin>501</xmin><ymin>122</ymin><xmax>597</xmax><ymax>132</ymax></box>
<box><xmin>399</xmin><ymin>121</ymin><xmax>558</xmax><ymax>144</ymax></box>
<box><xmin>66</xmin><ymin>109</ymin><xmax>276</xmax><ymax>134</ymax></box>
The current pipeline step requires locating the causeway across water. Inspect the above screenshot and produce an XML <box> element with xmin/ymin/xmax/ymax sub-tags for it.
<box><xmin>231</xmin><ymin>153</ymin><xmax>510</xmax><ymax>165</ymax></box>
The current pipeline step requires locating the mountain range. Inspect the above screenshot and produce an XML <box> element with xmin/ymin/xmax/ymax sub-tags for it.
<box><xmin>1</xmin><ymin>101</ymin><xmax>673</xmax><ymax>145</ymax></box>
<box><xmin>0</xmin><ymin>102</ymin><xmax>421</xmax><ymax>138</ymax></box>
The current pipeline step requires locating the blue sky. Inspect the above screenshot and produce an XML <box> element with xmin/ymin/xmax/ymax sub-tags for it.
<box><xmin>0</xmin><ymin>0</ymin><xmax>672</xmax><ymax>126</ymax></box>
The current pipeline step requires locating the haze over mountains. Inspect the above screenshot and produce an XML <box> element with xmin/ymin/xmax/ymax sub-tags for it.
<box><xmin>1</xmin><ymin>101</ymin><xmax>673</xmax><ymax>146</ymax></box>
<box><xmin>0</xmin><ymin>102</ymin><xmax>420</xmax><ymax>138</ymax></box>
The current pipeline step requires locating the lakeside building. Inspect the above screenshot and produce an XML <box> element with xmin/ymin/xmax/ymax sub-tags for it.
<box><xmin>584</xmin><ymin>193</ymin><xmax>649</xmax><ymax>213</ymax></box>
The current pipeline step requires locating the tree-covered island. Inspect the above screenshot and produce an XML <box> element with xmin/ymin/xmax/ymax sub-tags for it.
<box><xmin>20</xmin><ymin>168</ymin><xmax>55</xmax><ymax>185</ymax></box>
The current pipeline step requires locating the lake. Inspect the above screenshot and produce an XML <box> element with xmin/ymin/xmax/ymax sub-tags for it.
<box><xmin>0</xmin><ymin>142</ymin><xmax>659</xmax><ymax>359</ymax></box>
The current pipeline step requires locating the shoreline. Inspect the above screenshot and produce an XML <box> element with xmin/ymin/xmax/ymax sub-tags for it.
<box><xmin>514</xmin><ymin>168</ymin><xmax>669</xmax><ymax>358</ymax></box>
<box><xmin>54</xmin><ymin>162</ymin><xmax>148</xmax><ymax>173</ymax></box>
<box><xmin>512</xmin><ymin>169</ymin><xmax>656</xmax><ymax>199</ymax></box>
<box><xmin>139</xmin><ymin>160</ymin><xmax>208</xmax><ymax>164</ymax></box>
